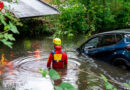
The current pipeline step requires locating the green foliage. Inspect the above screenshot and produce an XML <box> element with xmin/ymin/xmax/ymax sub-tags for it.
<box><xmin>39</xmin><ymin>68</ymin><xmax>75</xmax><ymax>90</ymax></box>
<box><xmin>95</xmin><ymin>3</ymin><xmax>115</xmax><ymax>31</ymax></box>
<box><xmin>49</xmin><ymin>0</ymin><xmax>62</xmax><ymax>6</ymax></box>
<box><xmin>38</xmin><ymin>68</ymin><xmax>130</xmax><ymax>90</ymax></box>
<box><xmin>59</xmin><ymin>0</ymin><xmax>88</xmax><ymax>34</ymax></box>
<box><xmin>101</xmin><ymin>74</ymin><xmax>108</xmax><ymax>82</ymax></box>
<box><xmin>0</xmin><ymin>3</ymin><xmax>22</xmax><ymax>48</ymax></box>
<box><xmin>0</xmin><ymin>39</ymin><xmax>13</xmax><ymax>48</ymax></box>
<box><xmin>124</xmin><ymin>83</ymin><xmax>130</xmax><ymax>88</ymax></box>
<box><xmin>8</xmin><ymin>22</ymin><xmax>19</xmax><ymax>34</ymax></box>
<box><xmin>54</xmin><ymin>86</ymin><xmax>63</xmax><ymax>90</ymax></box>
<box><xmin>101</xmin><ymin>74</ymin><xmax>130</xmax><ymax>89</ymax></box>
<box><xmin>42</xmin><ymin>69</ymin><xmax>48</xmax><ymax>77</ymax></box>
<box><xmin>42</xmin><ymin>0</ymin><xmax>129</xmax><ymax>38</ymax></box>
<box><xmin>0</xmin><ymin>33</ymin><xmax>15</xmax><ymax>48</ymax></box>
<box><xmin>49</xmin><ymin>69</ymin><xmax>60</xmax><ymax>80</ymax></box>
<box><xmin>38</xmin><ymin>68</ymin><xmax>43</xmax><ymax>72</ymax></box>
<box><xmin>54</xmin><ymin>83</ymin><xmax>76</xmax><ymax>90</ymax></box>
<box><xmin>60</xmin><ymin>82</ymin><xmax>75</xmax><ymax>90</ymax></box>
<box><xmin>44</xmin><ymin>0</ymin><xmax>88</xmax><ymax>38</ymax></box>
<box><xmin>101</xmin><ymin>74</ymin><xmax>117</xmax><ymax>90</ymax></box>
<box><xmin>12</xmin><ymin>0</ymin><xmax>129</xmax><ymax>38</ymax></box>
<box><xmin>79</xmin><ymin>0</ymin><xmax>129</xmax><ymax>33</ymax></box>
<box><xmin>38</xmin><ymin>68</ymin><xmax>48</xmax><ymax>77</ymax></box>
<box><xmin>1</xmin><ymin>0</ymin><xmax>17</xmax><ymax>3</ymax></box>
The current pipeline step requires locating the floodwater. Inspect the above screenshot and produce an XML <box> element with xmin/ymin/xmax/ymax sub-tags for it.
<box><xmin>0</xmin><ymin>36</ymin><xmax>130</xmax><ymax>90</ymax></box>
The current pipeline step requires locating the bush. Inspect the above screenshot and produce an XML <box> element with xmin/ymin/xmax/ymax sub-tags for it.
<box><xmin>59</xmin><ymin>0</ymin><xmax>89</xmax><ymax>35</ymax></box>
<box><xmin>44</xmin><ymin>0</ymin><xmax>89</xmax><ymax>38</ymax></box>
<box><xmin>79</xmin><ymin>0</ymin><xmax>129</xmax><ymax>33</ymax></box>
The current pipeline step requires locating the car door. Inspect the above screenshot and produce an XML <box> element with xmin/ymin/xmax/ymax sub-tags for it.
<box><xmin>97</xmin><ymin>34</ymin><xmax>117</xmax><ymax>61</ymax></box>
<box><xmin>82</xmin><ymin>36</ymin><xmax>104</xmax><ymax>59</ymax></box>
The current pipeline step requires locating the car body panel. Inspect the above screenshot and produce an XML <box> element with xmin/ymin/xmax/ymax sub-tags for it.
<box><xmin>77</xmin><ymin>29</ymin><xmax>130</xmax><ymax>66</ymax></box>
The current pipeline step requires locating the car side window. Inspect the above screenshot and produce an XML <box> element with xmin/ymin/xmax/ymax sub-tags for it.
<box><xmin>99</xmin><ymin>34</ymin><xmax>116</xmax><ymax>47</ymax></box>
<box><xmin>116</xmin><ymin>34</ymin><xmax>123</xmax><ymax>42</ymax></box>
<box><xmin>84</xmin><ymin>37</ymin><xmax>100</xmax><ymax>49</ymax></box>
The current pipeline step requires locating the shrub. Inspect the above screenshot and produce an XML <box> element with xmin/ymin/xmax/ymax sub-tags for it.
<box><xmin>44</xmin><ymin>0</ymin><xmax>89</xmax><ymax>38</ymax></box>
<box><xmin>0</xmin><ymin>1</ymin><xmax>22</xmax><ymax>48</ymax></box>
<box><xmin>59</xmin><ymin>0</ymin><xmax>89</xmax><ymax>35</ymax></box>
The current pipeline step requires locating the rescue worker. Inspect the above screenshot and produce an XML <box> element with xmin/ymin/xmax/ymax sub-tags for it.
<box><xmin>47</xmin><ymin>38</ymin><xmax>68</xmax><ymax>69</ymax></box>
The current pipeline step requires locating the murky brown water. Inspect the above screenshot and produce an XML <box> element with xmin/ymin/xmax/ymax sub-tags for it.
<box><xmin>0</xmin><ymin>36</ymin><xmax>130</xmax><ymax>90</ymax></box>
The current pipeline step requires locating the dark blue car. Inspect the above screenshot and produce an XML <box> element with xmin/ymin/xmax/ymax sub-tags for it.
<box><xmin>77</xmin><ymin>29</ymin><xmax>130</xmax><ymax>68</ymax></box>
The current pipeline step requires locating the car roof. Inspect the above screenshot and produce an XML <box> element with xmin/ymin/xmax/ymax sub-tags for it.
<box><xmin>93</xmin><ymin>29</ymin><xmax>130</xmax><ymax>37</ymax></box>
<box><xmin>78</xmin><ymin>29</ymin><xmax>130</xmax><ymax>48</ymax></box>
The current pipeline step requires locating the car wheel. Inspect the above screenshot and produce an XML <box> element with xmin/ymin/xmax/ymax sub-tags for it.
<box><xmin>112</xmin><ymin>58</ymin><xmax>128</xmax><ymax>69</ymax></box>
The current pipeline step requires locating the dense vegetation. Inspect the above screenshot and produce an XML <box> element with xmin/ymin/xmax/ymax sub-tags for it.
<box><xmin>6</xmin><ymin>0</ymin><xmax>129</xmax><ymax>38</ymax></box>
<box><xmin>80</xmin><ymin>0</ymin><xmax>130</xmax><ymax>32</ymax></box>
<box><xmin>0</xmin><ymin>0</ymin><xmax>129</xmax><ymax>40</ymax></box>
<box><xmin>41</xmin><ymin>0</ymin><xmax>130</xmax><ymax>37</ymax></box>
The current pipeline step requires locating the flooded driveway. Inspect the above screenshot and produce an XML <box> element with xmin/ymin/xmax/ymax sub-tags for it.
<box><xmin>0</xmin><ymin>36</ymin><xmax>130</xmax><ymax>90</ymax></box>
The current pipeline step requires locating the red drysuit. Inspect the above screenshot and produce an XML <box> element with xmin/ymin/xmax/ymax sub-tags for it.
<box><xmin>47</xmin><ymin>45</ymin><xmax>68</xmax><ymax>69</ymax></box>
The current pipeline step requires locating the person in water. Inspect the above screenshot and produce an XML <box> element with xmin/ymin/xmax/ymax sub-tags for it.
<box><xmin>47</xmin><ymin>38</ymin><xmax>68</xmax><ymax>69</ymax></box>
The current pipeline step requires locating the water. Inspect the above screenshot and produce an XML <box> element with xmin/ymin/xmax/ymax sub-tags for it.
<box><xmin>0</xmin><ymin>36</ymin><xmax>130</xmax><ymax>90</ymax></box>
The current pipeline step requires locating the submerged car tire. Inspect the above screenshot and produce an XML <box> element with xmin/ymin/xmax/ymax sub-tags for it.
<box><xmin>112</xmin><ymin>58</ymin><xmax>128</xmax><ymax>69</ymax></box>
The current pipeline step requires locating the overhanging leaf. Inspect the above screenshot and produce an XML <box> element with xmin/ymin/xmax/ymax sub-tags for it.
<box><xmin>0</xmin><ymin>33</ymin><xmax>4</xmax><ymax>39</ymax></box>
<box><xmin>113</xmin><ymin>88</ymin><xmax>117</xmax><ymax>90</ymax></box>
<box><xmin>100</xmin><ymin>74</ymin><xmax>108</xmax><ymax>82</ymax></box>
<box><xmin>0</xmin><ymin>14</ymin><xmax>7</xmax><ymax>25</ymax></box>
<box><xmin>9</xmin><ymin>22</ymin><xmax>19</xmax><ymax>34</ymax></box>
<box><xmin>124</xmin><ymin>83</ymin><xmax>130</xmax><ymax>88</ymax></box>
<box><xmin>49</xmin><ymin>69</ymin><xmax>60</xmax><ymax>80</ymax></box>
<box><xmin>4</xmin><ymin>26</ymin><xmax>8</xmax><ymax>30</ymax></box>
<box><xmin>60</xmin><ymin>82</ymin><xmax>76</xmax><ymax>90</ymax></box>
<box><xmin>0</xmin><ymin>39</ymin><xmax>13</xmax><ymax>48</ymax></box>
<box><xmin>38</xmin><ymin>68</ymin><xmax>43</xmax><ymax>72</ymax></box>
<box><xmin>42</xmin><ymin>69</ymin><xmax>48</xmax><ymax>77</ymax></box>
<box><xmin>54</xmin><ymin>86</ymin><xmax>63</xmax><ymax>90</ymax></box>
<box><xmin>105</xmin><ymin>82</ymin><xmax>113</xmax><ymax>89</ymax></box>
<box><xmin>4</xmin><ymin>33</ymin><xmax>15</xmax><ymax>41</ymax></box>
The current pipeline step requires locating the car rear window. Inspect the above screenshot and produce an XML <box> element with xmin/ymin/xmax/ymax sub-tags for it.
<box><xmin>116</xmin><ymin>34</ymin><xmax>123</xmax><ymax>42</ymax></box>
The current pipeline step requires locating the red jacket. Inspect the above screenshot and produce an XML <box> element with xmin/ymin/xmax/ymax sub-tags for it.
<box><xmin>47</xmin><ymin>45</ymin><xmax>68</xmax><ymax>69</ymax></box>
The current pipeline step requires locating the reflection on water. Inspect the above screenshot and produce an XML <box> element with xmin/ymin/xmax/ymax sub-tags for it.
<box><xmin>0</xmin><ymin>37</ymin><xmax>130</xmax><ymax>90</ymax></box>
<box><xmin>1</xmin><ymin>56</ymin><xmax>80</xmax><ymax>90</ymax></box>
<box><xmin>2</xmin><ymin>56</ymin><xmax>53</xmax><ymax>90</ymax></box>
<box><xmin>0</xmin><ymin>54</ymin><xmax>9</xmax><ymax>65</ymax></box>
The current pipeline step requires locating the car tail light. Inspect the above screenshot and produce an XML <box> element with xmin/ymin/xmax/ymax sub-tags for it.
<box><xmin>125</xmin><ymin>45</ymin><xmax>130</xmax><ymax>51</ymax></box>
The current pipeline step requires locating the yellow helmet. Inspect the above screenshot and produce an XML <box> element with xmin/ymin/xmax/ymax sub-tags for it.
<box><xmin>53</xmin><ymin>38</ymin><xmax>61</xmax><ymax>45</ymax></box>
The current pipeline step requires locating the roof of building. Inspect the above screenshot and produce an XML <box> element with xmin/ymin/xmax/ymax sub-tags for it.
<box><xmin>3</xmin><ymin>0</ymin><xmax>60</xmax><ymax>18</ymax></box>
